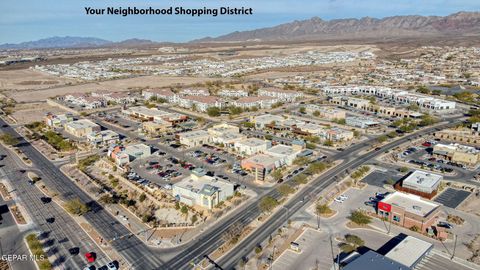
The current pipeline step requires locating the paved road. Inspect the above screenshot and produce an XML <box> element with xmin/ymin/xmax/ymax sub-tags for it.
<box><xmin>0</xmin><ymin>195</ymin><xmax>37</xmax><ymax>270</ymax></box>
<box><xmin>215</xmin><ymin>118</ymin><xmax>464</xmax><ymax>270</ymax></box>
<box><xmin>0</xmin><ymin>118</ymin><xmax>167</xmax><ymax>269</ymax></box>
<box><xmin>0</xmin><ymin>152</ymin><xmax>109</xmax><ymax>269</ymax></box>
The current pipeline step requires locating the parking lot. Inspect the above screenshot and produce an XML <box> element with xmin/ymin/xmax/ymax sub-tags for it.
<box><xmin>129</xmin><ymin>153</ymin><xmax>191</xmax><ymax>187</ymax></box>
<box><xmin>434</xmin><ymin>188</ymin><xmax>471</xmax><ymax>208</ymax></box>
<box><xmin>362</xmin><ymin>169</ymin><xmax>404</xmax><ymax>187</ymax></box>
<box><xmin>98</xmin><ymin>111</ymin><xmax>140</xmax><ymax>132</ymax></box>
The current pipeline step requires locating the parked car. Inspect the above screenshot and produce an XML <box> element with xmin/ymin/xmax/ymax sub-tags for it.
<box><xmin>364</xmin><ymin>201</ymin><xmax>377</xmax><ymax>206</ymax></box>
<box><xmin>334</xmin><ymin>197</ymin><xmax>345</xmax><ymax>203</ymax></box>
<box><xmin>338</xmin><ymin>194</ymin><xmax>349</xmax><ymax>200</ymax></box>
<box><xmin>107</xmin><ymin>261</ymin><xmax>119</xmax><ymax>270</ymax></box>
<box><xmin>438</xmin><ymin>221</ymin><xmax>454</xmax><ymax>229</ymax></box>
<box><xmin>85</xmin><ymin>252</ymin><xmax>96</xmax><ymax>263</ymax></box>
<box><xmin>83</xmin><ymin>266</ymin><xmax>96</xmax><ymax>270</ymax></box>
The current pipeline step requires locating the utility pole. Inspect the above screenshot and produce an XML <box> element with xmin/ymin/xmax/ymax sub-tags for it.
<box><xmin>269</xmin><ymin>245</ymin><xmax>276</xmax><ymax>270</ymax></box>
<box><xmin>329</xmin><ymin>235</ymin><xmax>337</xmax><ymax>270</ymax></box>
<box><xmin>451</xmin><ymin>234</ymin><xmax>457</xmax><ymax>260</ymax></box>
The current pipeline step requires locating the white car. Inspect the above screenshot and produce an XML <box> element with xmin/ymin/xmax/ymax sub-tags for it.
<box><xmin>334</xmin><ymin>197</ymin><xmax>345</xmax><ymax>203</ymax></box>
<box><xmin>107</xmin><ymin>262</ymin><xmax>119</xmax><ymax>270</ymax></box>
<box><xmin>338</xmin><ymin>194</ymin><xmax>349</xmax><ymax>200</ymax></box>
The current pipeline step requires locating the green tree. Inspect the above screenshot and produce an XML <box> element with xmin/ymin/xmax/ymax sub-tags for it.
<box><xmin>348</xmin><ymin>210</ymin><xmax>371</xmax><ymax>225</ymax></box>
<box><xmin>139</xmin><ymin>193</ymin><xmax>147</xmax><ymax>203</ymax></box>
<box><xmin>313</xmin><ymin>110</ymin><xmax>320</xmax><ymax>117</ymax></box>
<box><xmin>299</xmin><ymin>107</ymin><xmax>306</xmax><ymax>114</ymax></box>
<box><xmin>207</xmin><ymin>107</ymin><xmax>221</xmax><ymax>117</ymax></box>
<box><xmin>259</xmin><ymin>196</ymin><xmax>279</xmax><ymax>213</ymax></box>
<box><xmin>64</xmin><ymin>198</ymin><xmax>89</xmax><ymax>216</ymax></box>
<box><xmin>316</xmin><ymin>203</ymin><xmax>332</xmax><ymax>215</ymax></box>
<box><xmin>181</xmin><ymin>205</ymin><xmax>189</xmax><ymax>214</ymax></box>
<box><xmin>277</xmin><ymin>184</ymin><xmax>295</xmax><ymax>197</ymax></box>
<box><xmin>271</xmin><ymin>169</ymin><xmax>283</xmax><ymax>181</ymax></box>
<box><xmin>377</xmin><ymin>135</ymin><xmax>388</xmax><ymax>143</ymax></box>
<box><xmin>0</xmin><ymin>133</ymin><xmax>19</xmax><ymax>146</ymax></box>
<box><xmin>292</xmin><ymin>174</ymin><xmax>308</xmax><ymax>185</ymax></box>
<box><xmin>323</xmin><ymin>140</ymin><xmax>334</xmax><ymax>147</ymax></box>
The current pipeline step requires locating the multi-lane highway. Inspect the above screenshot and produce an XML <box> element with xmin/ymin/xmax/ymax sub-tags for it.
<box><xmin>0</xmin><ymin>114</ymin><xmax>464</xmax><ymax>270</ymax></box>
<box><xmin>0</xmin><ymin>118</ymin><xmax>167</xmax><ymax>269</ymax></box>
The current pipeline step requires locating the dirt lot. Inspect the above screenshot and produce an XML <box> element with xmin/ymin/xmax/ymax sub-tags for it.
<box><xmin>0</xmin><ymin>69</ymin><xmax>78</xmax><ymax>91</ymax></box>
<box><xmin>5</xmin><ymin>75</ymin><xmax>229</xmax><ymax>102</ymax></box>
<box><xmin>9</xmin><ymin>102</ymin><xmax>68</xmax><ymax>124</ymax></box>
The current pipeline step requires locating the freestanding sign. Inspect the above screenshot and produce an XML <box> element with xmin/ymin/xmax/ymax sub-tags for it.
<box><xmin>378</xmin><ymin>201</ymin><xmax>392</xmax><ymax>212</ymax></box>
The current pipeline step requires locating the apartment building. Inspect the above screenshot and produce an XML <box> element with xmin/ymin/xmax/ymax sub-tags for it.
<box><xmin>218</xmin><ymin>89</ymin><xmax>248</xmax><ymax>98</ymax></box>
<box><xmin>86</xmin><ymin>130</ymin><xmax>119</xmax><ymax>146</ymax></box>
<box><xmin>64</xmin><ymin>119</ymin><xmax>101</xmax><ymax>138</ymax></box>
<box><xmin>177</xmin><ymin>95</ymin><xmax>223</xmax><ymax>112</ymax></box>
<box><xmin>179</xmin><ymin>88</ymin><xmax>210</xmax><ymax>96</ymax></box>
<box><xmin>142</xmin><ymin>88</ymin><xmax>177</xmax><ymax>103</ymax></box>
<box><xmin>258</xmin><ymin>88</ymin><xmax>303</xmax><ymax>102</ymax></box>
<box><xmin>44</xmin><ymin>113</ymin><xmax>73</xmax><ymax>128</ymax></box>
<box><xmin>232</xmin><ymin>96</ymin><xmax>278</xmax><ymax>109</ymax></box>
<box><xmin>172</xmin><ymin>168</ymin><xmax>234</xmax><ymax>209</ymax></box>
<box><xmin>378</xmin><ymin>192</ymin><xmax>441</xmax><ymax>233</ymax></box>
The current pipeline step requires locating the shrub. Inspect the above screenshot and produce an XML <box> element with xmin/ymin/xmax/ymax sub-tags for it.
<box><xmin>64</xmin><ymin>198</ymin><xmax>89</xmax><ymax>216</ymax></box>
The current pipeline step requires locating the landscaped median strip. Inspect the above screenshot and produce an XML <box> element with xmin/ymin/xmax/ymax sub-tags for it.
<box><xmin>25</xmin><ymin>233</ymin><xmax>52</xmax><ymax>270</ymax></box>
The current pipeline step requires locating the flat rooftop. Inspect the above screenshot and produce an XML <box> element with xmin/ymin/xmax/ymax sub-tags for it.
<box><xmin>243</xmin><ymin>153</ymin><xmax>281</xmax><ymax>166</ymax></box>
<box><xmin>236</xmin><ymin>137</ymin><xmax>268</xmax><ymax>147</ymax></box>
<box><xmin>385</xmin><ymin>236</ymin><xmax>433</xmax><ymax>268</ymax></box>
<box><xmin>403</xmin><ymin>170</ymin><xmax>442</xmax><ymax>189</ymax></box>
<box><xmin>65</xmin><ymin>119</ymin><xmax>99</xmax><ymax>129</ymax></box>
<box><xmin>381</xmin><ymin>192</ymin><xmax>440</xmax><ymax>217</ymax></box>
<box><xmin>179</xmin><ymin>130</ymin><xmax>209</xmax><ymax>138</ymax></box>
<box><xmin>343</xmin><ymin>250</ymin><xmax>410</xmax><ymax>270</ymax></box>
<box><xmin>265</xmin><ymin>145</ymin><xmax>297</xmax><ymax>156</ymax></box>
<box><xmin>174</xmin><ymin>174</ymin><xmax>233</xmax><ymax>195</ymax></box>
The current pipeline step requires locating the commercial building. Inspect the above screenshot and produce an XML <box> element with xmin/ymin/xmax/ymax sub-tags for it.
<box><xmin>395</xmin><ymin>170</ymin><xmax>442</xmax><ymax>199</ymax></box>
<box><xmin>142</xmin><ymin>120</ymin><xmax>172</xmax><ymax>136</ymax></box>
<box><xmin>109</xmin><ymin>143</ymin><xmax>152</xmax><ymax>166</ymax></box>
<box><xmin>384</xmin><ymin>236</ymin><xmax>433</xmax><ymax>269</ymax></box>
<box><xmin>241</xmin><ymin>154</ymin><xmax>281</xmax><ymax>181</ymax></box>
<box><xmin>251</xmin><ymin>114</ymin><xmax>286</xmax><ymax>129</ymax></box>
<box><xmin>345</xmin><ymin>116</ymin><xmax>380</xmax><ymax>129</ymax></box>
<box><xmin>172</xmin><ymin>168</ymin><xmax>234</xmax><ymax>209</ymax></box>
<box><xmin>234</xmin><ymin>138</ymin><xmax>271</xmax><ymax>156</ymax></box>
<box><xmin>264</xmin><ymin>145</ymin><xmax>301</xmax><ymax>166</ymax></box>
<box><xmin>123</xmin><ymin>106</ymin><xmax>188</xmax><ymax>125</ymax></box>
<box><xmin>434</xmin><ymin>128</ymin><xmax>480</xmax><ymax>147</ymax></box>
<box><xmin>177</xmin><ymin>130</ymin><xmax>210</xmax><ymax>147</ymax></box>
<box><xmin>207</xmin><ymin>123</ymin><xmax>240</xmax><ymax>137</ymax></box>
<box><xmin>377</xmin><ymin>192</ymin><xmax>441</xmax><ymax>233</ymax></box>
<box><xmin>305</xmin><ymin>105</ymin><xmax>346</xmax><ymax>120</ymax></box>
<box><xmin>86</xmin><ymin>130</ymin><xmax>119</xmax><ymax>146</ymax></box>
<box><xmin>433</xmin><ymin>143</ymin><xmax>480</xmax><ymax>166</ymax></box>
<box><xmin>343</xmin><ymin>250</ymin><xmax>410</xmax><ymax>270</ymax></box>
<box><xmin>64</xmin><ymin>119</ymin><xmax>101</xmax><ymax>138</ymax></box>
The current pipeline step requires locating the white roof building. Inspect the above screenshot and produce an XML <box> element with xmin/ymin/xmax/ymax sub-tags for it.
<box><xmin>402</xmin><ymin>170</ymin><xmax>442</xmax><ymax>194</ymax></box>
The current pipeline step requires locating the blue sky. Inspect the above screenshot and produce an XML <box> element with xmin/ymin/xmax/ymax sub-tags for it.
<box><xmin>0</xmin><ymin>0</ymin><xmax>479</xmax><ymax>44</ymax></box>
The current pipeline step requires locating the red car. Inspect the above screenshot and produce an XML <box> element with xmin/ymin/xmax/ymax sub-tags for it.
<box><xmin>85</xmin><ymin>252</ymin><xmax>96</xmax><ymax>263</ymax></box>
<box><xmin>422</xmin><ymin>142</ymin><xmax>432</xmax><ymax>147</ymax></box>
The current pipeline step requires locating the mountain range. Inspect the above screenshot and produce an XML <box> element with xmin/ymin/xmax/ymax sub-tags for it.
<box><xmin>195</xmin><ymin>11</ymin><xmax>480</xmax><ymax>43</ymax></box>
<box><xmin>0</xmin><ymin>37</ymin><xmax>160</xmax><ymax>50</ymax></box>
<box><xmin>1</xmin><ymin>12</ymin><xmax>479</xmax><ymax>49</ymax></box>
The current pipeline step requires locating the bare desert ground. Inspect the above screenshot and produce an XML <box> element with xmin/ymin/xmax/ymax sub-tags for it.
<box><xmin>4</xmin><ymin>75</ymin><xmax>229</xmax><ymax>102</ymax></box>
<box><xmin>9</xmin><ymin>102</ymin><xmax>69</xmax><ymax>124</ymax></box>
<box><xmin>0</xmin><ymin>69</ymin><xmax>79</xmax><ymax>91</ymax></box>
